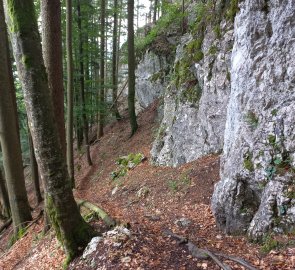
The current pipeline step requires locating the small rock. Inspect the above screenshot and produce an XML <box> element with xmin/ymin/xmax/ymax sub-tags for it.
<box><xmin>82</xmin><ymin>236</ymin><xmax>102</xmax><ymax>259</ymax></box>
<box><xmin>111</xmin><ymin>186</ymin><xmax>119</xmax><ymax>195</ymax></box>
<box><xmin>121</xmin><ymin>256</ymin><xmax>131</xmax><ymax>263</ymax></box>
<box><xmin>175</xmin><ymin>217</ymin><xmax>192</xmax><ymax>227</ymax></box>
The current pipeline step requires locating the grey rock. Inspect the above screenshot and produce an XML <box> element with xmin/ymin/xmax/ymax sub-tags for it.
<box><xmin>151</xmin><ymin>22</ymin><xmax>233</xmax><ymax>166</ymax></box>
<box><xmin>212</xmin><ymin>0</ymin><xmax>295</xmax><ymax>240</ymax></box>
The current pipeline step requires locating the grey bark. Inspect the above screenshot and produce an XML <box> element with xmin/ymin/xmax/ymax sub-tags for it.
<box><xmin>0</xmin><ymin>0</ymin><xmax>32</xmax><ymax>233</ymax></box>
<box><xmin>127</xmin><ymin>0</ymin><xmax>138</xmax><ymax>136</ymax></box>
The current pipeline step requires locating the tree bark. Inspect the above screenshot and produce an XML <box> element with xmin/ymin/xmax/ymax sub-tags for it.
<box><xmin>77</xmin><ymin>0</ymin><xmax>92</xmax><ymax>166</ymax></box>
<box><xmin>5</xmin><ymin>0</ymin><xmax>94</xmax><ymax>261</ymax></box>
<box><xmin>0</xmin><ymin>0</ymin><xmax>32</xmax><ymax>233</ymax></box>
<box><xmin>153</xmin><ymin>0</ymin><xmax>158</xmax><ymax>23</ymax></box>
<box><xmin>112</xmin><ymin>0</ymin><xmax>122</xmax><ymax>121</ymax></box>
<box><xmin>66</xmin><ymin>0</ymin><xmax>75</xmax><ymax>188</ymax></box>
<box><xmin>0</xmin><ymin>167</ymin><xmax>10</xmax><ymax>219</ymax></box>
<box><xmin>98</xmin><ymin>0</ymin><xmax>105</xmax><ymax>138</ymax></box>
<box><xmin>41</xmin><ymin>0</ymin><xmax>66</xmax><ymax>157</ymax></box>
<box><xmin>127</xmin><ymin>0</ymin><xmax>138</xmax><ymax>136</ymax></box>
<box><xmin>28</xmin><ymin>129</ymin><xmax>42</xmax><ymax>205</ymax></box>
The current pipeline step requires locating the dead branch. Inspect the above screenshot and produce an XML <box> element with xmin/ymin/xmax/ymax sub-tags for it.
<box><xmin>76</xmin><ymin>199</ymin><xmax>116</xmax><ymax>227</ymax></box>
<box><xmin>163</xmin><ymin>229</ymin><xmax>257</xmax><ymax>270</ymax></box>
<box><xmin>0</xmin><ymin>218</ymin><xmax>12</xmax><ymax>234</ymax></box>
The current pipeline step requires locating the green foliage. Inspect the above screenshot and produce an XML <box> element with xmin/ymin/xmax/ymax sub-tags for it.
<box><xmin>181</xmin><ymin>82</ymin><xmax>202</xmax><ymax>104</ymax></box>
<box><xmin>244</xmin><ymin>152</ymin><xmax>254</xmax><ymax>172</ymax></box>
<box><xmin>261</xmin><ymin>234</ymin><xmax>279</xmax><ymax>253</ymax></box>
<box><xmin>8</xmin><ymin>226</ymin><xmax>27</xmax><ymax>247</ymax></box>
<box><xmin>245</xmin><ymin>111</ymin><xmax>259</xmax><ymax>129</ymax></box>
<box><xmin>208</xmin><ymin>45</ymin><xmax>218</xmax><ymax>55</ymax></box>
<box><xmin>111</xmin><ymin>153</ymin><xmax>145</xmax><ymax>180</ymax></box>
<box><xmin>226</xmin><ymin>0</ymin><xmax>240</xmax><ymax>22</ymax></box>
<box><xmin>135</xmin><ymin>3</ymin><xmax>183</xmax><ymax>57</ymax></box>
<box><xmin>168</xmin><ymin>179</ymin><xmax>179</xmax><ymax>192</ymax></box>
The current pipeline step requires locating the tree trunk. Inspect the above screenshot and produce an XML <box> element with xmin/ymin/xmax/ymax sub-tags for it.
<box><xmin>98</xmin><ymin>0</ymin><xmax>105</xmax><ymax>138</ymax></box>
<box><xmin>66</xmin><ymin>0</ymin><xmax>75</xmax><ymax>188</ymax></box>
<box><xmin>127</xmin><ymin>0</ymin><xmax>138</xmax><ymax>136</ymax></box>
<box><xmin>5</xmin><ymin>0</ymin><xmax>94</xmax><ymax>261</ymax></box>
<box><xmin>112</xmin><ymin>0</ymin><xmax>122</xmax><ymax>121</ymax></box>
<box><xmin>41</xmin><ymin>0</ymin><xmax>66</xmax><ymax>157</ymax></box>
<box><xmin>153</xmin><ymin>0</ymin><xmax>158</xmax><ymax>23</ymax></box>
<box><xmin>77</xmin><ymin>0</ymin><xmax>92</xmax><ymax>166</ymax></box>
<box><xmin>0</xmin><ymin>0</ymin><xmax>32</xmax><ymax>234</ymax></box>
<box><xmin>0</xmin><ymin>167</ymin><xmax>10</xmax><ymax>219</ymax></box>
<box><xmin>28</xmin><ymin>129</ymin><xmax>42</xmax><ymax>205</ymax></box>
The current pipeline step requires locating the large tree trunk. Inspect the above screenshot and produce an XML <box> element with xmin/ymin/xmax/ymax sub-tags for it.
<box><xmin>5</xmin><ymin>0</ymin><xmax>94</xmax><ymax>261</ymax></box>
<box><xmin>0</xmin><ymin>167</ymin><xmax>10</xmax><ymax>219</ymax></box>
<box><xmin>41</xmin><ymin>0</ymin><xmax>66</xmax><ymax>157</ymax></box>
<box><xmin>0</xmin><ymin>0</ymin><xmax>32</xmax><ymax>233</ymax></box>
<box><xmin>66</xmin><ymin>0</ymin><xmax>75</xmax><ymax>188</ymax></box>
<box><xmin>77</xmin><ymin>0</ymin><xmax>92</xmax><ymax>166</ymax></box>
<box><xmin>112</xmin><ymin>0</ymin><xmax>122</xmax><ymax>121</ymax></box>
<box><xmin>127</xmin><ymin>0</ymin><xmax>138</xmax><ymax>136</ymax></box>
<box><xmin>98</xmin><ymin>0</ymin><xmax>105</xmax><ymax>138</ymax></box>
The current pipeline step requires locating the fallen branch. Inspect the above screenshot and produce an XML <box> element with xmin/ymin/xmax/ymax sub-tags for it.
<box><xmin>109</xmin><ymin>79</ymin><xmax>128</xmax><ymax>110</ymax></box>
<box><xmin>76</xmin><ymin>199</ymin><xmax>116</xmax><ymax>228</ymax></box>
<box><xmin>0</xmin><ymin>218</ymin><xmax>12</xmax><ymax>234</ymax></box>
<box><xmin>163</xmin><ymin>229</ymin><xmax>257</xmax><ymax>270</ymax></box>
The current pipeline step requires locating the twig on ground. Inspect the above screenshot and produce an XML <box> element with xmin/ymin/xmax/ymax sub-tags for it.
<box><xmin>163</xmin><ymin>229</ymin><xmax>257</xmax><ymax>270</ymax></box>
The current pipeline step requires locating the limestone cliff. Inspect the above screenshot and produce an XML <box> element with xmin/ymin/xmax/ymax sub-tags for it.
<box><xmin>135</xmin><ymin>0</ymin><xmax>295</xmax><ymax>239</ymax></box>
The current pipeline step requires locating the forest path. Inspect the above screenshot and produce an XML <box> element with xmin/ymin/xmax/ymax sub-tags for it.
<box><xmin>0</xmin><ymin>102</ymin><xmax>294</xmax><ymax>269</ymax></box>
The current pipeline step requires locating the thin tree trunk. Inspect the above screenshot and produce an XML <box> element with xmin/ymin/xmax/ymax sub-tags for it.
<box><xmin>5</xmin><ymin>0</ymin><xmax>94</xmax><ymax>262</ymax></box>
<box><xmin>0</xmin><ymin>167</ymin><xmax>10</xmax><ymax>219</ymax></box>
<box><xmin>77</xmin><ymin>0</ymin><xmax>92</xmax><ymax>166</ymax></box>
<box><xmin>127</xmin><ymin>0</ymin><xmax>138</xmax><ymax>136</ymax></box>
<box><xmin>112</xmin><ymin>0</ymin><xmax>122</xmax><ymax>120</ymax></box>
<box><xmin>41</xmin><ymin>0</ymin><xmax>66</xmax><ymax>157</ymax></box>
<box><xmin>153</xmin><ymin>0</ymin><xmax>158</xmax><ymax>23</ymax></box>
<box><xmin>66</xmin><ymin>0</ymin><xmax>75</xmax><ymax>188</ymax></box>
<box><xmin>28</xmin><ymin>128</ymin><xmax>42</xmax><ymax>205</ymax></box>
<box><xmin>0</xmin><ymin>0</ymin><xmax>32</xmax><ymax>234</ymax></box>
<box><xmin>98</xmin><ymin>0</ymin><xmax>105</xmax><ymax>138</ymax></box>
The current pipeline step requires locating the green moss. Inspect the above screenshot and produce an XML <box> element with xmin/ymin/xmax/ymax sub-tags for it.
<box><xmin>181</xmin><ymin>83</ymin><xmax>202</xmax><ymax>104</ymax></box>
<box><xmin>271</xmin><ymin>109</ymin><xmax>278</xmax><ymax>116</ymax></box>
<box><xmin>194</xmin><ymin>51</ymin><xmax>204</xmax><ymax>62</ymax></box>
<box><xmin>213</xmin><ymin>24</ymin><xmax>222</xmax><ymax>39</ymax></box>
<box><xmin>208</xmin><ymin>45</ymin><xmax>218</xmax><ymax>55</ymax></box>
<box><xmin>173</xmin><ymin>59</ymin><xmax>194</xmax><ymax>88</ymax></box>
<box><xmin>268</xmin><ymin>134</ymin><xmax>276</xmax><ymax>146</ymax></box>
<box><xmin>7</xmin><ymin>1</ymin><xmax>37</xmax><ymax>33</ymax></box>
<box><xmin>226</xmin><ymin>0</ymin><xmax>240</xmax><ymax>22</ymax></box>
<box><xmin>244</xmin><ymin>152</ymin><xmax>254</xmax><ymax>172</ymax></box>
<box><xmin>245</xmin><ymin>111</ymin><xmax>259</xmax><ymax>129</ymax></box>
<box><xmin>226</xmin><ymin>70</ymin><xmax>231</xmax><ymax>81</ymax></box>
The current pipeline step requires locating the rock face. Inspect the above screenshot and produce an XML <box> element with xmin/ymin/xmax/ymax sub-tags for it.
<box><xmin>212</xmin><ymin>0</ymin><xmax>295</xmax><ymax>239</ymax></box>
<box><xmin>135</xmin><ymin>51</ymin><xmax>171</xmax><ymax>109</ymax></box>
<box><xmin>151</xmin><ymin>23</ymin><xmax>233</xmax><ymax>166</ymax></box>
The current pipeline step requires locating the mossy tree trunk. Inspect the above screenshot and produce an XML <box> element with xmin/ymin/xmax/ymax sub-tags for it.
<box><xmin>0</xmin><ymin>0</ymin><xmax>32</xmax><ymax>233</ymax></box>
<box><xmin>127</xmin><ymin>0</ymin><xmax>138</xmax><ymax>136</ymax></box>
<box><xmin>5</xmin><ymin>0</ymin><xmax>94</xmax><ymax>260</ymax></box>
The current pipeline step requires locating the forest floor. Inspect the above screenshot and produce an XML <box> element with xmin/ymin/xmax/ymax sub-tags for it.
<box><xmin>0</xmin><ymin>101</ymin><xmax>295</xmax><ymax>270</ymax></box>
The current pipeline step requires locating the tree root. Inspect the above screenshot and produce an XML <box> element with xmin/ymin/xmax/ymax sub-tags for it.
<box><xmin>163</xmin><ymin>229</ymin><xmax>257</xmax><ymax>270</ymax></box>
<box><xmin>76</xmin><ymin>199</ymin><xmax>116</xmax><ymax>228</ymax></box>
<box><xmin>0</xmin><ymin>218</ymin><xmax>12</xmax><ymax>235</ymax></box>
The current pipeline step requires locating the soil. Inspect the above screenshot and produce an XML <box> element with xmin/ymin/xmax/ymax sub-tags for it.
<box><xmin>0</xmin><ymin>102</ymin><xmax>294</xmax><ymax>270</ymax></box>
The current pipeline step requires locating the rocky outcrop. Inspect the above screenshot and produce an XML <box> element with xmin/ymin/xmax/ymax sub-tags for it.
<box><xmin>135</xmin><ymin>51</ymin><xmax>171</xmax><ymax>109</ymax></box>
<box><xmin>151</xmin><ymin>21</ymin><xmax>233</xmax><ymax>166</ymax></box>
<box><xmin>212</xmin><ymin>0</ymin><xmax>295</xmax><ymax>239</ymax></box>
